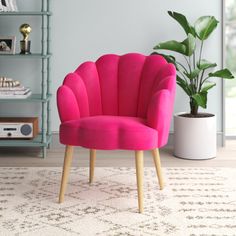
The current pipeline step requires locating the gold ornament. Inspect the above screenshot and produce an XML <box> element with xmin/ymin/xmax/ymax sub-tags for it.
<box><xmin>19</xmin><ymin>23</ymin><xmax>32</xmax><ymax>41</ymax></box>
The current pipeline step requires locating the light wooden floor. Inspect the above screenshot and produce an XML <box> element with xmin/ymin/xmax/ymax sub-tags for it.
<box><xmin>0</xmin><ymin>140</ymin><xmax>235</xmax><ymax>167</ymax></box>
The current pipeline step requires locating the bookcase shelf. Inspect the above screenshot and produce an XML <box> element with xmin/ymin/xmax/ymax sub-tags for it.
<box><xmin>0</xmin><ymin>94</ymin><xmax>52</xmax><ymax>102</ymax></box>
<box><xmin>0</xmin><ymin>0</ymin><xmax>52</xmax><ymax>158</ymax></box>
<box><xmin>0</xmin><ymin>134</ymin><xmax>52</xmax><ymax>147</ymax></box>
<box><xmin>0</xmin><ymin>11</ymin><xmax>52</xmax><ymax>16</ymax></box>
<box><xmin>0</xmin><ymin>54</ymin><xmax>51</xmax><ymax>59</ymax></box>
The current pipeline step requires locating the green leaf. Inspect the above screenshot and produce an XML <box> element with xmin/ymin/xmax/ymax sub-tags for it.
<box><xmin>209</xmin><ymin>68</ymin><xmax>234</xmax><ymax>79</ymax></box>
<box><xmin>151</xmin><ymin>52</ymin><xmax>177</xmax><ymax>66</ymax></box>
<box><xmin>184</xmin><ymin>68</ymin><xmax>200</xmax><ymax>79</ymax></box>
<box><xmin>168</xmin><ymin>11</ymin><xmax>196</xmax><ymax>36</ymax></box>
<box><xmin>153</xmin><ymin>34</ymin><xmax>195</xmax><ymax>57</ymax></box>
<box><xmin>153</xmin><ymin>40</ymin><xmax>187</xmax><ymax>55</ymax></box>
<box><xmin>197</xmin><ymin>59</ymin><xmax>217</xmax><ymax>70</ymax></box>
<box><xmin>182</xmin><ymin>33</ymin><xmax>196</xmax><ymax>56</ymax></box>
<box><xmin>194</xmin><ymin>16</ymin><xmax>219</xmax><ymax>40</ymax></box>
<box><xmin>177</xmin><ymin>76</ymin><xmax>192</xmax><ymax>96</ymax></box>
<box><xmin>192</xmin><ymin>91</ymin><xmax>207</xmax><ymax>108</ymax></box>
<box><xmin>201</xmin><ymin>82</ymin><xmax>216</xmax><ymax>92</ymax></box>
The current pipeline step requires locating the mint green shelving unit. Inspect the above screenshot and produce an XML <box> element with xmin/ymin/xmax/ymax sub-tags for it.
<box><xmin>0</xmin><ymin>0</ymin><xmax>52</xmax><ymax>158</ymax></box>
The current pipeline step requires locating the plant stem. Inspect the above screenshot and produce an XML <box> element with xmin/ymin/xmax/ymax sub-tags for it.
<box><xmin>189</xmin><ymin>56</ymin><xmax>191</xmax><ymax>70</ymax></box>
<box><xmin>194</xmin><ymin>80</ymin><xmax>198</xmax><ymax>94</ymax></box>
<box><xmin>178</xmin><ymin>71</ymin><xmax>188</xmax><ymax>83</ymax></box>
<box><xmin>193</xmin><ymin>52</ymin><xmax>198</xmax><ymax>89</ymax></box>
<box><xmin>190</xmin><ymin>98</ymin><xmax>199</xmax><ymax>115</ymax></box>
<box><xmin>199</xmin><ymin>40</ymin><xmax>204</xmax><ymax>64</ymax></box>
<box><xmin>198</xmin><ymin>69</ymin><xmax>205</xmax><ymax>92</ymax></box>
<box><xmin>201</xmin><ymin>76</ymin><xmax>210</xmax><ymax>88</ymax></box>
<box><xmin>183</xmin><ymin>56</ymin><xmax>191</xmax><ymax>72</ymax></box>
<box><xmin>187</xmin><ymin>56</ymin><xmax>197</xmax><ymax>93</ymax></box>
<box><xmin>176</xmin><ymin>62</ymin><xmax>188</xmax><ymax>74</ymax></box>
<box><xmin>196</xmin><ymin>41</ymin><xmax>204</xmax><ymax>95</ymax></box>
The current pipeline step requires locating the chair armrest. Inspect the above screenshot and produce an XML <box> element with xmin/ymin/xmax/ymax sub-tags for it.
<box><xmin>57</xmin><ymin>85</ymin><xmax>80</xmax><ymax>123</ymax></box>
<box><xmin>147</xmin><ymin>89</ymin><xmax>173</xmax><ymax>147</ymax></box>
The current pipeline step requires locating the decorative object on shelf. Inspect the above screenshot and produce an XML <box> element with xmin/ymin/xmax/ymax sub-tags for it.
<box><xmin>153</xmin><ymin>11</ymin><xmax>235</xmax><ymax>160</ymax></box>
<box><xmin>0</xmin><ymin>77</ymin><xmax>31</xmax><ymax>98</ymax></box>
<box><xmin>10</xmin><ymin>0</ymin><xmax>18</xmax><ymax>11</ymax></box>
<box><xmin>0</xmin><ymin>0</ymin><xmax>8</xmax><ymax>12</ymax></box>
<box><xmin>0</xmin><ymin>36</ymin><xmax>16</xmax><ymax>54</ymax></box>
<box><xmin>0</xmin><ymin>117</ymin><xmax>38</xmax><ymax>139</ymax></box>
<box><xmin>0</xmin><ymin>77</ymin><xmax>20</xmax><ymax>87</ymax></box>
<box><xmin>0</xmin><ymin>0</ymin><xmax>18</xmax><ymax>12</ymax></box>
<box><xmin>19</xmin><ymin>23</ymin><xmax>31</xmax><ymax>54</ymax></box>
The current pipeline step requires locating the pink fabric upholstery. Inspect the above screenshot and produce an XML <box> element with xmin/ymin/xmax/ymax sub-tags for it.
<box><xmin>57</xmin><ymin>53</ymin><xmax>176</xmax><ymax>150</ymax></box>
<box><xmin>60</xmin><ymin>116</ymin><xmax>157</xmax><ymax>150</ymax></box>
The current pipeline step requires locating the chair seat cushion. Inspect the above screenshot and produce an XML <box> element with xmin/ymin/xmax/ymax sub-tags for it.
<box><xmin>60</xmin><ymin>116</ymin><xmax>158</xmax><ymax>150</ymax></box>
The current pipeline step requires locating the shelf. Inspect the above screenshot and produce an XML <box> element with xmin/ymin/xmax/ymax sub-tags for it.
<box><xmin>0</xmin><ymin>0</ymin><xmax>52</xmax><ymax>158</ymax></box>
<box><xmin>0</xmin><ymin>54</ymin><xmax>51</xmax><ymax>59</ymax></box>
<box><xmin>0</xmin><ymin>94</ymin><xmax>52</xmax><ymax>103</ymax></box>
<box><xmin>0</xmin><ymin>11</ymin><xmax>52</xmax><ymax>16</ymax></box>
<box><xmin>0</xmin><ymin>134</ymin><xmax>52</xmax><ymax>147</ymax></box>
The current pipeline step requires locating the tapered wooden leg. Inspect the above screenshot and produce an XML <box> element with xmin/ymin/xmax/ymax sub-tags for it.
<box><xmin>59</xmin><ymin>145</ymin><xmax>74</xmax><ymax>203</ymax></box>
<box><xmin>135</xmin><ymin>150</ymin><xmax>144</xmax><ymax>213</ymax></box>
<box><xmin>89</xmin><ymin>149</ymin><xmax>96</xmax><ymax>183</ymax></box>
<box><xmin>152</xmin><ymin>148</ymin><xmax>164</xmax><ymax>190</ymax></box>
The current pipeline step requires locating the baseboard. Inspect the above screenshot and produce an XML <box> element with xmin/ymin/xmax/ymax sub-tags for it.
<box><xmin>51</xmin><ymin>131</ymin><xmax>224</xmax><ymax>148</ymax></box>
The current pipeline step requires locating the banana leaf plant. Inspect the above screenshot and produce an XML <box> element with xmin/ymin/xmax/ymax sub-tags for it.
<box><xmin>153</xmin><ymin>11</ymin><xmax>234</xmax><ymax>116</ymax></box>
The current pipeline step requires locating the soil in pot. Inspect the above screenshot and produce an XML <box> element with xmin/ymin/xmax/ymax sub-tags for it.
<box><xmin>179</xmin><ymin>113</ymin><xmax>215</xmax><ymax>118</ymax></box>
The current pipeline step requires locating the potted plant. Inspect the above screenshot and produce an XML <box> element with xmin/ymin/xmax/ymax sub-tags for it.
<box><xmin>153</xmin><ymin>11</ymin><xmax>234</xmax><ymax>159</ymax></box>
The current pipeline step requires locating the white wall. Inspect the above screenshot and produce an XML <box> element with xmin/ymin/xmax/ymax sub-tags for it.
<box><xmin>0</xmin><ymin>0</ymin><xmax>223</xmax><ymax>134</ymax></box>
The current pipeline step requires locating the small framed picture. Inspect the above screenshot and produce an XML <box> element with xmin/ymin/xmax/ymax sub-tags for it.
<box><xmin>0</xmin><ymin>36</ymin><xmax>16</xmax><ymax>54</ymax></box>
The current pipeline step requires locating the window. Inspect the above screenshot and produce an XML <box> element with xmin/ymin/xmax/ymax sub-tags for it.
<box><xmin>225</xmin><ymin>0</ymin><xmax>236</xmax><ymax>136</ymax></box>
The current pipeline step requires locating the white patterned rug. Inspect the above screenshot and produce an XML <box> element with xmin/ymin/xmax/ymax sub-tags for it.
<box><xmin>0</xmin><ymin>167</ymin><xmax>236</xmax><ymax>236</ymax></box>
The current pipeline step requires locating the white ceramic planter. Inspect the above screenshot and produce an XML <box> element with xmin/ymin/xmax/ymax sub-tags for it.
<box><xmin>174</xmin><ymin>112</ymin><xmax>216</xmax><ymax>160</ymax></box>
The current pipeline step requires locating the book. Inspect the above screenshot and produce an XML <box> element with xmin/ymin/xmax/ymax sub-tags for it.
<box><xmin>0</xmin><ymin>85</ymin><xmax>25</xmax><ymax>91</ymax></box>
<box><xmin>0</xmin><ymin>88</ymin><xmax>30</xmax><ymax>95</ymax></box>
<box><xmin>0</xmin><ymin>90</ymin><xmax>32</xmax><ymax>99</ymax></box>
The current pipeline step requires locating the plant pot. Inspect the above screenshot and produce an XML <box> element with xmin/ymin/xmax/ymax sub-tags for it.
<box><xmin>173</xmin><ymin>112</ymin><xmax>216</xmax><ymax>160</ymax></box>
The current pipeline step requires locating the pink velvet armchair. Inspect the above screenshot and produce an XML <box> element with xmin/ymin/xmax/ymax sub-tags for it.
<box><xmin>57</xmin><ymin>53</ymin><xmax>176</xmax><ymax>213</ymax></box>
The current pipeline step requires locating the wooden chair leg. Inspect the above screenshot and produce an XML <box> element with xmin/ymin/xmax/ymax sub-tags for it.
<box><xmin>59</xmin><ymin>145</ymin><xmax>74</xmax><ymax>203</ymax></box>
<box><xmin>152</xmin><ymin>148</ymin><xmax>164</xmax><ymax>190</ymax></box>
<box><xmin>89</xmin><ymin>149</ymin><xmax>96</xmax><ymax>183</ymax></box>
<box><xmin>135</xmin><ymin>150</ymin><xmax>144</xmax><ymax>213</ymax></box>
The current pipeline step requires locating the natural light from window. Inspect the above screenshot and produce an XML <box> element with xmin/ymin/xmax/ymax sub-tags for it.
<box><xmin>226</xmin><ymin>0</ymin><xmax>236</xmax><ymax>136</ymax></box>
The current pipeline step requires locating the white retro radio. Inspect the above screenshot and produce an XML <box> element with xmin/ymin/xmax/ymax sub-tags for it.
<box><xmin>0</xmin><ymin>117</ymin><xmax>38</xmax><ymax>139</ymax></box>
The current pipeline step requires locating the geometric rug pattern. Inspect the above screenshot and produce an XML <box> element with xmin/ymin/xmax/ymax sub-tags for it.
<box><xmin>0</xmin><ymin>167</ymin><xmax>235</xmax><ymax>235</ymax></box>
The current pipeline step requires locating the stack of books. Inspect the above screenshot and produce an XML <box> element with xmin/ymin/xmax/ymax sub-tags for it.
<box><xmin>0</xmin><ymin>0</ymin><xmax>18</xmax><ymax>12</ymax></box>
<box><xmin>0</xmin><ymin>77</ymin><xmax>31</xmax><ymax>99</ymax></box>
